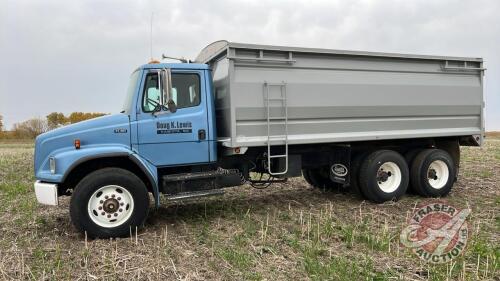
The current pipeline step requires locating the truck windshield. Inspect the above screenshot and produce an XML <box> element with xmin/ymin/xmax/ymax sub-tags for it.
<box><xmin>121</xmin><ymin>70</ymin><xmax>141</xmax><ymax>113</ymax></box>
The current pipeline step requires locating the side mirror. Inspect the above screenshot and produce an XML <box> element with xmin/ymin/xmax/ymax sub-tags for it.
<box><xmin>167</xmin><ymin>99</ymin><xmax>177</xmax><ymax>113</ymax></box>
<box><xmin>160</xmin><ymin>69</ymin><xmax>177</xmax><ymax>113</ymax></box>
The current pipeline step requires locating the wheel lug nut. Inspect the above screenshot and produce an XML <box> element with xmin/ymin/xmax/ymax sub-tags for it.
<box><xmin>101</xmin><ymin>212</ymin><xmax>105</xmax><ymax>215</ymax></box>
<box><xmin>98</xmin><ymin>206</ymin><xmax>102</xmax><ymax>210</ymax></box>
<box><xmin>117</xmin><ymin>197</ymin><xmax>121</xmax><ymax>201</ymax></box>
<box><xmin>107</xmin><ymin>214</ymin><xmax>111</xmax><ymax>218</ymax></box>
<box><xmin>100</xmin><ymin>200</ymin><xmax>103</xmax><ymax>204</ymax></box>
<box><xmin>105</xmin><ymin>195</ymin><xmax>109</xmax><ymax>199</ymax></box>
<box><xmin>114</xmin><ymin>213</ymin><xmax>118</xmax><ymax>217</ymax></box>
<box><xmin>119</xmin><ymin>209</ymin><xmax>123</xmax><ymax>212</ymax></box>
<box><xmin>120</xmin><ymin>203</ymin><xmax>124</xmax><ymax>206</ymax></box>
<box><xmin>111</xmin><ymin>194</ymin><xmax>115</xmax><ymax>198</ymax></box>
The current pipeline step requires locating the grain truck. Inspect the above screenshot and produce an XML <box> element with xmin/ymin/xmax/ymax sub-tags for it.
<box><xmin>33</xmin><ymin>41</ymin><xmax>485</xmax><ymax>238</ymax></box>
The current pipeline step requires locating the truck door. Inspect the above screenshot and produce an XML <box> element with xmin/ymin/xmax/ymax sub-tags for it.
<box><xmin>136</xmin><ymin>69</ymin><xmax>210</xmax><ymax>166</ymax></box>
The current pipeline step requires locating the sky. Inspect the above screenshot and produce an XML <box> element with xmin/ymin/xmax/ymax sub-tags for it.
<box><xmin>1</xmin><ymin>0</ymin><xmax>499</xmax><ymax>130</ymax></box>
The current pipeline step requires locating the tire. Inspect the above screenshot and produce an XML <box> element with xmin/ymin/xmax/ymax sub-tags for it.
<box><xmin>302</xmin><ymin>169</ymin><xmax>315</xmax><ymax>186</ymax></box>
<box><xmin>410</xmin><ymin>149</ymin><xmax>456</xmax><ymax>197</ymax></box>
<box><xmin>349</xmin><ymin>152</ymin><xmax>369</xmax><ymax>197</ymax></box>
<box><xmin>302</xmin><ymin>168</ymin><xmax>342</xmax><ymax>190</ymax></box>
<box><xmin>359</xmin><ymin>150</ymin><xmax>409</xmax><ymax>203</ymax></box>
<box><xmin>70</xmin><ymin>168</ymin><xmax>150</xmax><ymax>238</ymax></box>
<box><xmin>404</xmin><ymin>149</ymin><xmax>422</xmax><ymax>193</ymax></box>
<box><xmin>404</xmin><ymin>149</ymin><xmax>422</xmax><ymax>165</ymax></box>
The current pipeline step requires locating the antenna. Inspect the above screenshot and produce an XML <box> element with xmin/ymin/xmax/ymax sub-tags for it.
<box><xmin>150</xmin><ymin>12</ymin><xmax>154</xmax><ymax>60</ymax></box>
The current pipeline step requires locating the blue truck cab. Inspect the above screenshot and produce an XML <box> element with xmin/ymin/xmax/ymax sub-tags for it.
<box><xmin>34</xmin><ymin>63</ymin><xmax>227</xmax><ymax>237</ymax></box>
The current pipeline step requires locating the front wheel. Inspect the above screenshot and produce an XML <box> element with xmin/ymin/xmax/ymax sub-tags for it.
<box><xmin>70</xmin><ymin>168</ymin><xmax>150</xmax><ymax>238</ymax></box>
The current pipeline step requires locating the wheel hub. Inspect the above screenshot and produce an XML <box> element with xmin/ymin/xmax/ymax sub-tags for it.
<box><xmin>376</xmin><ymin>162</ymin><xmax>402</xmax><ymax>193</ymax></box>
<box><xmin>428</xmin><ymin>169</ymin><xmax>438</xmax><ymax>180</ymax></box>
<box><xmin>377</xmin><ymin>170</ymin><xmax>392</xmax><ymax>183</ymax></box>
<box><xmin>103</xmin><ymin>198</ymin><xmax>120</xmax><ymax>213</ymax></box>
<box><xmin>426</xmin><ymin>160</ymin><xmax>449</xmax><ymax>189</ymax></box>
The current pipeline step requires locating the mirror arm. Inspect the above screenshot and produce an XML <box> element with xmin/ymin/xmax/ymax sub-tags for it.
<box><xmin>164</xmin><ymin>68</ymin><xmax>177</xmax><ymax>113</ymax></box>
<box><xmin>165</xmin><ymin>68</ymin><xmax>172</xmax><ymax>102</ymax></box>
<box><xmin>156</xmin><ymin>68</ymin><xmax>177</xmax><ymax>114</ymax></box>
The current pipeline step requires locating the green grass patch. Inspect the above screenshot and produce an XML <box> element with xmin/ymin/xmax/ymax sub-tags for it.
<box><xmin>302</xmin><ymin>244</ymin><xmax>395</xmax><ymax>280</ymax></box>
<box><xmin>217</xmin><ymin>247</ymin><xmax>255</xmax><ymax>271</ymax></box>
<box><xmin>337</xmin><ymin>218</ymin><xmax>392</xmax><ymax>252</ymax></box>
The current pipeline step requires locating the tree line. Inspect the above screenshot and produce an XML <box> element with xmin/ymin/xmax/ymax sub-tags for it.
<box><xmin>0</xmin><ymin>112</ymin><xmax>106</xmax><ymax>139</ymax></box>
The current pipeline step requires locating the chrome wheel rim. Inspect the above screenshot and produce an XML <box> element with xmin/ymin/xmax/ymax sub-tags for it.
<box><xmin>87</xmin><ymin>185</ymin><xmax>134</xmax><ymax>228</ymax></box>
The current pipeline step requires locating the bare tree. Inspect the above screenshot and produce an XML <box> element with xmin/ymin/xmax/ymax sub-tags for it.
<box><xmin>0</xmin><ymin>114</ymin><xmax>3</xmax><ymax>131</ymax></box>
<box><xmin>12</xmin><ymin>118</ymin><xmax>48</xmax><ymax>138</ymax></box>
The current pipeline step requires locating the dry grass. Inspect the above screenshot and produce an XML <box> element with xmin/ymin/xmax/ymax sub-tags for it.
<box><xmin>486</xmin><ymin>131</ymin><xmax>500</xmax><ymax>139</ymax></box>
<box><xmin>0</xmin><ymin>141</ymin><xmax>498</xmax><ymax>280</ymax></box>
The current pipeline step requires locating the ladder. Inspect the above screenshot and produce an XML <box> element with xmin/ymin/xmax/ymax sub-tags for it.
<box><xmin>264</xmin><ymin>82</ymin><xmax>288</xmax><ymax>175</ymax></box>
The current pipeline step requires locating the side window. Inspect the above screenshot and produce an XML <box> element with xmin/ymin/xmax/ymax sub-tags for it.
<box><xmin>142</xmin><ymin>73</ymin><xmax>161</xmax><ymax>112</ymax></box>
<box><xmin>171</xmin><ymin>73</ymin><xmax>200</xmax><ymax>109</ymax></box>
<box><xmin>142</xmin><ymin>72</ymin><xmax>200</xmax><ymax>112</ymax></box>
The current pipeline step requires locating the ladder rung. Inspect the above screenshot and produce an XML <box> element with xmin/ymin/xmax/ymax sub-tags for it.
<box><xmin>268</xmin><ymin>116</ymin><xmax>286</xmax><ymax>120</ymax></box>
<box><xmin>266</xmin><ymin>98</ymin><xmax>286</xmax><ymax>101</ymax></box>
<box><xmin>267</xmin><ymin>142</ymin><xmax>287</xmax><ymax>145</ymax></box>
<box><xmin>269</xmin><ymin>154</ymin><xmax>287</xmax><ymax>158</ymax></box>
<box><xmin>267</xmin><ymin>141</ymin><xmax>287</xmax><ymax>145</ymax></box>
<box><xmin>268</xmin><ymin>135</ymin><xmax>287</xmax><ymax>139</ymax></box>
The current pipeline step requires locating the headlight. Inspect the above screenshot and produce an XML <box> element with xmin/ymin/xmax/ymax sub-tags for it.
<box><xmin>49</xmin><ymin>157</ymin><xmax>56</xmax><ymax>174</ymax></box>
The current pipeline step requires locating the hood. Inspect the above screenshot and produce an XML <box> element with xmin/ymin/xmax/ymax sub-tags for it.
<box><xmin>34</xmin><ymin>113</ymin><xmax>131</xmax><ymax>176</ymax></box>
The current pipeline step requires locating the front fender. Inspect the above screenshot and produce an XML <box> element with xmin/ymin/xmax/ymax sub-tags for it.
<box><xmin>128</xmin><ymin>153</ymin><xmax>160</xmax><ymax>207</ymax></box>
<box><xmin>36</xmin><ymin>145</ymin><xmax>160</xmax><ymax>207</ymax></box>
<box><xmin>36</xmin><ymin>144</ymin><xmax>130</xmax><ymax>182</ymax></box>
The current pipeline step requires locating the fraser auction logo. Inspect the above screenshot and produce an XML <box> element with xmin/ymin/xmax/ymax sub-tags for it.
<box><xmin>400</xmin><ymin>202</ymin><xmax>471</xmax><ymax>264</ymax></box>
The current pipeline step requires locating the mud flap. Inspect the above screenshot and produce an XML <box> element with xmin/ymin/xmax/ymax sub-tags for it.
<box><xmin>329</xmin><ymin>146</ymin><xmax>351</xmax><ymax>185</ymax></box>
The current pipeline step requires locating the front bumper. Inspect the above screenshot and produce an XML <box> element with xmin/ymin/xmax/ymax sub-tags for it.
<box><xmin>34</xmin><ymin>181</ymin><xmax>59</xmax><ymax>206</ymax></box>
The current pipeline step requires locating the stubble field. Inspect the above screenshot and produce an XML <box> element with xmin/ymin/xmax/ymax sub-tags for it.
<box><xmin>0</xmin><ymin>138</ymin><xmax>498</xmax><ymax>280</ymax></box>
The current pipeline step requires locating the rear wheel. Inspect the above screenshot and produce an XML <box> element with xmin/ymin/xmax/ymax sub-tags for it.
<box><xmin>302</xmin><ymin>168</ymin><xmax>342</xmax><ymax>190</ymax></box>
<box><xmin>404</xmin><ymin>149</ymin><xmax>422</xmax><ymax>193</ymax></box>
<box><xmin>302</xmin><ymin>169</ymin><xmax>315</xmax><ymax>186</ymax></box>
<box><xmin>349</xmin><ymin>151</ymin><xmax>369</xmax><ymax>197</ymax></box>
<box><xmin>359</xmin><ymin>150</ymin><xmax>409</xmax><ymax>203</ymax></box>
<box><xmin>410</xmin><ymin>149</ymin><xmax>456</xmax><ymax>197</ymax></box>
<box><xmin>70</xmin><ymin>168</ymin><xmax>150</xmax><ymax>238</ymax></box>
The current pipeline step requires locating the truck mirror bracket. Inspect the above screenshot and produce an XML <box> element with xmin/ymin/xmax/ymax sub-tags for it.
<box><xmin>160</xmin><ymin>68</ymin><xmax>177</xmax><ymax>113</ymax></box>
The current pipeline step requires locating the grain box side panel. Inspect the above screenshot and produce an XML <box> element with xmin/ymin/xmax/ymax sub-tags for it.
<box><xmin>228</xmin><ymin>52</ymin><xmax>482</xmax><ymax>147</ymax></box>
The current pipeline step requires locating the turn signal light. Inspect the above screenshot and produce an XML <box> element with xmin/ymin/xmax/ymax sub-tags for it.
<box><xmin>74</xmin><ymin>139</ymin><xmax>81</xmax><ymax>149</ymax></box>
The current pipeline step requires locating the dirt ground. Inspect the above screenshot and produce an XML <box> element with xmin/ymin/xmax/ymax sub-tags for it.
<box><xmin>0</xmin><ymin>138</ymin><xmax>498</xmax><ymax>280</ymax></box>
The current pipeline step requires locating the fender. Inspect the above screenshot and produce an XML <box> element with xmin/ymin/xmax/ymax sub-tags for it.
<box><xmin>128</xmin><ymin>153</ymin><xmax>160</xmax><ymax>207</ymax></box>
<box><xmin>36</xmin><ymin>145</ymin><xmax>161</xmax><ymax>207</ymax></box>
